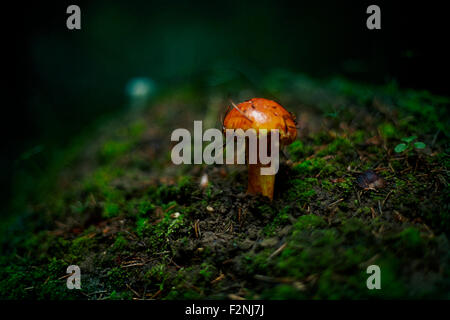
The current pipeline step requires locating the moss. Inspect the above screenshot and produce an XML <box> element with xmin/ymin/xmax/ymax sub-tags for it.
<box><xmin>82</xmin><ymin>166</ymin><xmax>126</xmax><ymax>218</ymax></box>
<box><xmin>147</xmin><ymin>176</ymin><xmax>194</xmax><ymax>205</ymax></box>
<box><xmin>198</xmin><ymin>262</ymin><xmax>216</xmax><ymax>282</ymax></box>
<box><xmin>315</xmin><ymin>269</ymin><xmax>367</xmax><ymax>299</ymax></box>
<box><xmin>396</xmin><ymin>227</ymin><xmax>423</xmax><ymax>250</ymax></box>
<box><xmin>165</xmin><ymin>288</ymin><xmax>203</xmax><ymax>300</ymax></box>
<box><xmin>274</xmin><ymin>217</ymin><xmax>337</xmax><ymax>280</ymax></box>
<box><xmin>146</xmin><ymin>263</ymin><xmax>168</xmax><ymax>284</ymax></box>
<box><xmin>127</xmin><ymin>119</ymin><xmax>146</xmax><ymax>138</ymax></box>
<box><xmin>107</xmin><ymin>290</ymin><xmax>133</xmax><ymax>300</ymax></box>
<box><xmin>378</xmin><ymin>123</ymin><xmax>397</xmax><ymax>139</ymax></box>
<box><xmin>340</xmin><ymin>218</ymin><xmax>369</xmax><ymax>235</ymax></box>
<box><xmin>321</xmin><ymin>179</ymin><xmax>333</xmax><ymax>191</ymax></box>
<box><xmin>277</xmin><ymin>242</ymin><xmax>336</xmax><ymax>279</ymax></box>
<box><xmin>260</xmin><ymin>284</ymin><xmax>306</xmax><ymax>300</ymax></box>
<box><xmin>0</xmin><ymin>256</ymin><xmax>84</xmax><ymax>300</ymax></box>
<box><xmin>106</xmin><ymin>267</ymin><xmax>130</xmax><ymax>290</ymax></box>
<box><xmin>243</xmin><ymin>249</ymin><xmax>272</xmax><ymax>274</ymax></box>
<box><xmin>321</xmin><ymin>177</ymin><xmax>354</xmax><ymax>197</ymax></box>
<box><xmin>100</xmin><ymin>140</ymin><xmax>133</xmax><ymax>162</ymax></box>
<box><xmin>293</xmin><ymin>158</ymin><xmax>325</xmax><ymax>175</ymax></box>
<box><xmin>396</xmin><ymin>90</ymin><xmax>449</xmax><ymax>134</ymax></box>
<box><xmin>293</xmin><ymin>158</ymin><xmax>337</xmax><ymax>178</ymax></box>
<box><xmin>351</xmin><ymin>130</ymin><xmax>366</xmax><ymax>144</ymax></box>
<box><xmin>343</xmin><ymin>245</ymin><xmax>370</xmax><ymax>266</ymax></box>
<box><xmin>286</xmin><ymin>178</ymin><xmax>317</xmax><ymax>202</ymax></box>
<box><xmin>257</xmin><ymin>204</ymin><xmax>274</xmax><ymax>217</ymax></box>
<box><xmin>316</xmin><ymin>137</ymin><xmax>353</xmax><ymax>157</ymax></box>
<box><xmin>140</xmin><ymin>199</ymin><xmax>155</xmax><ymax>213</ymax></box>
<box><xmin>136</xmin><ymin>216</ymin><xmax>151</xmax><ymax>237</ymax></box>
<box><xmin>0</xmin><ymin>264</ymin><xmax>32</xmax><ymax>299</ymax></box>
<box><xmin>135</xmin><ymin>201</ymin><xmax>186</xmax><ymax>252</ymax></box>
<box><xmin>294</xmin><ymin>214</ymin><xmax>326</xmax><ymax>231</ymax></box>
<box><xmin>270</xmin><ymin>213</ymin><xmax>379</xmax><ymax>297</ymax></box>
<box><xmin>288</xmin><ymin>140</ymin><xmax>313</xmax><ymax>161</ymax></box>
<box><xmin>336</xmin><ymin>177</ymin><xmax>354</xmax><ymax>192</ymax></box>
<box><xmin>356</xmin><ymin>206</ymin><xmax>372</xmax><ymax>216</ymax></box>
<box><xmin>264</xmin><ymin>206</ymin><xmax>291</xmax><ymax>236</ymax></box>
<box><xmin>103</xmin><ymin>202</ymin><xmax>120</xmax><ymax>218</ymax></box>
<box><xmin>70</xmin><ymin>234</ymin><xmax>96</xmax><ymax>258</ymax></box>
<box><xmin>84</xmin><ymin>166</ymin><xmax>123</xmax><ymax>192</ymax></box>
<box><xmin>113</xmin><ymin>234</ymin><xmax>128</xmax><ymax>251</ymax></box>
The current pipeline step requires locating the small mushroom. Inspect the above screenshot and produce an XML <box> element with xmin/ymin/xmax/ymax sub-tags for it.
<box><xmin>199</xmin><ymin>173</ymin><xmax>209</xmax><ymax>189</ymax></box>
<box><xmin>223</xmin><ymin>98</ymin><xmax>297</xmax><ymax>200</ymax></box>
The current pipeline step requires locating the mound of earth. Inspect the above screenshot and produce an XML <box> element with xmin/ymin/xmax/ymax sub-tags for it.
<box><xmin>1</xmin><ymin>72</ymin><xmax>449</xmax><ymax>299</ymax></box>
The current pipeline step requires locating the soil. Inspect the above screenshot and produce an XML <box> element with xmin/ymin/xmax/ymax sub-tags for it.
<box><xmin>1</xmin><ymin>72</ymin><xmax>449</xmax><ymax>299</ymax></box>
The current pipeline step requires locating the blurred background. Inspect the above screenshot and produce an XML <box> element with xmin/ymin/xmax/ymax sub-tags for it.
<box><xmin>2</xmin><ymin>0</ymin><xmax>449</xmax><ymax>216</ymax></box>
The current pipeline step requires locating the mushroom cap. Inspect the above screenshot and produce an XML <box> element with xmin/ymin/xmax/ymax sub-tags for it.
<box><xmin>223</xmin><ymin>98</ymin><xmax>297</xmax><ymax>145</ymax></box>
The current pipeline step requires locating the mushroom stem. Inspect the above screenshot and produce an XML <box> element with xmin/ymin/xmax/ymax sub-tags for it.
<box><xmin>247</xmin><ymin>163</ymin><xmax>275</xmax><ymax>200</ymax></box>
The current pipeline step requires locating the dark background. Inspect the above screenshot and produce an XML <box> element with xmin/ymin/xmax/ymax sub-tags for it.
<box><xmin>1</xmin><ymin>0</ymin><xmax>449</xmax><ymax>214</ymax></box>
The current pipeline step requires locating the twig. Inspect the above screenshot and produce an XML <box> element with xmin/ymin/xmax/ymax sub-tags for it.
<box><xmin>238</xmin><ymin>207</ymin><xmax>242</xmax><ymax>224</ymax></box>
<box><xmin>170</xmin><ymin>257</ymin><xmax>182</xmax><ymax>269</ymax></box>
<box><xmin>211</xmin><ymin>273</ymin><xmax>225</xmax><ymax>284</ymax></box>
<box><xmin>268</xmin><ymin>243</ymin><xmax>287</xmax><ymax>260</ymax></box>
<box><xmin>150</xmin><ymin>289</ymin><xmax>162</xmax><ymax>299</ymax></box>
<box><xmin>58</xmin><ymin>273</ymin><xmax>72</xmax><ymax>280</ymax></box>
<box><xmin>378</xmin><ymin>200</ymin><xmax>383</xmax><ymax>215</ymax></box>
<box><xmin>126</xmin><ymin>284</ymin><xmax>141</xmax><ymax>298</ymax></box>
<box><xmin>254</xmin><ymin>274</ymin><xmax>298</xmax><ymax>284</ymax></box>
<box><xmin>121</xmin><ymin>263</ymin><xmax>144</xmax><ymax>268</ymax></box>
<box><xmin>194</xmin><ymin>220</ymin><xmax>201</xmax><ymax>238</ymax></box>
<box><xmin>393</xmin><ymin>210</ymin><xmax>408</xmax><ymax>222</ymax></box>
<box><xmin>155</xmin><ymin>251</ymin><xmax>171</xmax><ymax>255</ymax></box>
<box><xmin>388</xmin><ymin>162</ymin><xmax>396</xmax><ymax>173</ymax></box>
<box><xmin>87</xmin><ymin>290</ymin><xmax>107</xmax><ymax>296</ymax></box>
<box><xmin>230</xmin><ymin>101</ymin><xmax>253</xmax><ymax>123</ymax></box>
<box><xmin>370</xmin><ymin>207</ymin><xmax>376</xmax><ymax>219</ymax></box>
<box><xmin>382</xmin><ymin>190</ymin><xmax>394</xmax><ymax>208</ymax></box>
<box><xmin>328</xmin><ymin>198</ymin><xmax>344</xmax><ymax>208</ymax></box>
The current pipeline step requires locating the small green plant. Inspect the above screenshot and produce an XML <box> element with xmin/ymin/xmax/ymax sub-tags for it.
<box><xmin>394</xmin><ymin>136</ymin><xmax>426</xmax><ymax>153</ymax></box>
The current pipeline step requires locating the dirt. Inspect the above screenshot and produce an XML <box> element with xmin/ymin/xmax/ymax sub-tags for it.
<box><xmin>0</xmin><ymin>72</ymin><xmax>449</xmax><ymax>299</ymax></box>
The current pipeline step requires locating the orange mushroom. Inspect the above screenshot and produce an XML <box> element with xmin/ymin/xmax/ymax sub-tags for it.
<box><xmin>223</xmin><ymin>98</ymin><xmax>297</xmax><ymax>200</ymax></box>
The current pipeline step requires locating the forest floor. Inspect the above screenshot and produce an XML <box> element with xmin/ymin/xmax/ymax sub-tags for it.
<box><xmin>1</xmin><ymin>71</ymin><xmax>449</xmax><ymax>299</ymax></box>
